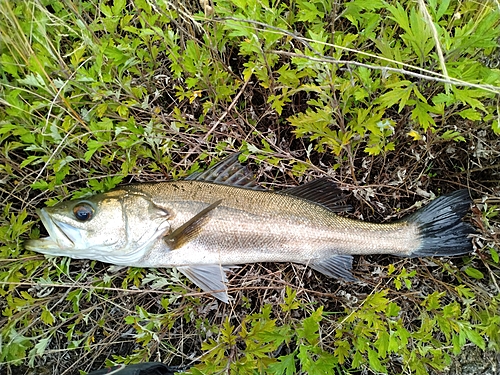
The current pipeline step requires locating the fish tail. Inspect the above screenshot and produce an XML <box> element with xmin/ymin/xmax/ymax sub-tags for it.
<box><xmin>404</xmin><ymin>190</ymin><xmax>474</xmax><ymax>257</ymax></box>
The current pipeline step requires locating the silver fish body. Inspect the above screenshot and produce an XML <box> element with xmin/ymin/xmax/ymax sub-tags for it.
<box><xmin>25</xmin><ymin>154</ymin><xmax>474</xmax><ymax>302</ymax></box>
<box><xmin>136</xmin><ymin>181</ymin><xmax>416</xmax><ymax>264</ymax></box>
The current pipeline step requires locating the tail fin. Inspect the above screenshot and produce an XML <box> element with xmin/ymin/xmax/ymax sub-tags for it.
<box><xmin>404</xmin><ymin>190</ymin><xmax>474</xmax><ymax>257</ymax></box>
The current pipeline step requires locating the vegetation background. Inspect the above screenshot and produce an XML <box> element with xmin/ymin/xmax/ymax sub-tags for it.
<box><xmin>0</xmin><ymin>0</ymin><xmax>499</xmax><ymax>374</ymax></box>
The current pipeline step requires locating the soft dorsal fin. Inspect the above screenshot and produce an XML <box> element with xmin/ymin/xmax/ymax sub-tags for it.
<box><xmin>186</xmin><ymin>153</ymin><xmax>265</xmax><ymax>190</ymax></box>
<box><xmin>279</xmin><ymin>178</ymin><xmax>350</xmax><ymax>212</ymax></box>
<box><xmin>164</xmin><ymin>200</ymin><xmax>222</xmax><ymax>250</ymax></box>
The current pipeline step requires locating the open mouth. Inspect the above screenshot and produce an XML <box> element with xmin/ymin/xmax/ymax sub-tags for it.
<box><xmin>39</xmin><ymin>208</ymin><xmax>76</xmax><ymax>248</ymax></box>
<box><xmin>24</xmin><ymin>209</ymin><xmax>75</xmax><ymax>254</ymax></box>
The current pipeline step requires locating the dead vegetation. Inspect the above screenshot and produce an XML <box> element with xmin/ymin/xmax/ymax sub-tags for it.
<box><xmin>0</xmin><ymin>0</ymin><xmax>499</xmax><ymax>374</ymax></box>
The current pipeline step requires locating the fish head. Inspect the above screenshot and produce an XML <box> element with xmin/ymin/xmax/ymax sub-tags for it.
<box><xmin>25</xmin><ymin>189</ymin><xmax>172</xmax><ymax>265</ymax></box>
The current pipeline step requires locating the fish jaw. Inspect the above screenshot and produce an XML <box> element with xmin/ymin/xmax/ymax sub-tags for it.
<box><xmin>25</xmin><ymin>208</ymin><xmax>111</xmax><ymax>259</ymax></box>
<box><xmin>25</xmin><ymin>208</ymin><xmax>76</xmax><ymax>255</ymax></box>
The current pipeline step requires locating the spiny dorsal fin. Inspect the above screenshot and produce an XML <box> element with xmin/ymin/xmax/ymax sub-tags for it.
<box><xmin>177</xmin><ymin>264</ymin><xmax>232</xmax><ymax>303</ymax></box>
<box><xmin>164</xmin><ymin>200</ymin><xmax>222</xmax><ymax>250</ymax></box>
<box><xmin>279</xmin><ymin>178</ymin><xmax>350</xmax><ymax>212</ymax></box>
<box><xmin>186</xmin><ymin>153</ymin><xmax>265</xmax><ymax>190</ymax></box>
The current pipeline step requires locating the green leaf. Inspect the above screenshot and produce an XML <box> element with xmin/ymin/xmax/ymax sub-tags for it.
<box><xmin>352</xmin><ymin>350</ymin><xmax>364</xmax><ymax>368</ymax></box>
<box><xmin>1</xmin><ymin>53</ymin><xmax>19</xmax><ymax>77</ymax></box>
<box><xmin>453</xmin><ymin>88</ymin><xmax>486</xmax><ymax>111</ymax></box>
<box><xmin>297</xmin><ymin>0</ymin><xmax>324</xmax><ymax>22</ymax></box>
<box><xmin>455</xmin><ymin>285</ymin><xmax>475</xmax><ymax>299</ymax></box>
<box><xmin>334</xmin><ymin>341</ymin><xmax>350</xmax><ymax>364</ymax></box>
<box><xmin>441</xmin><ymin>130</ymin><xmax>465</xmax><ymax>142</ymax></box>
<box><xmin>490</xmin><ymin>247</ymin><xmax>499</xmax><ymax>263</ymax></box>
<box><xmin>31</xmin><ymin>180</ymin><xmax>50</xmax><ymax>191</ymax></box>
<box><xmin>464</xmin><ymin>327</ymin><xmax>486</xmax><ymax>350</ymax></box>
<box><xmin>435</xmin><ymin>0</ymin><xmax>451</xmax><ymax>20</ymax></box>
<box><xmin>112</xmin><ymin>0</ymin><xmax>126</xmax><ymax>15</ymax></box>
<box><xmin>100</xmin><ymin>3</ymin><xmax>112</xmax><ymax>17</ymax></box>
<box><xmin>84</xmin><ymin>140</ymin><xmax>103</xmax><ymax>162</ymax></box>
<box><xmin>386</xmin><ymin>302</ymin><xmax>400</xmax><ymax>317</ymax></box>
<box><xmin>458</xmin><ymin>108</ymin><xmax>482</xmax><ymax>121</ymax></box>
<box><xmin>297</xmin><ymin>307</ymin><xmax>323</xmax><ymax>345</ymax></box>
<box><xmin>432</xmin><ymin>92</ymin><xmax>454</xmax><ymax>105</ymax></box>
<box><xmin>436</xmin><ymin>315</ymin><xmax>452</xmax><ymax>339</ymax></box>
<box><xmin>280</xmin><ymin>286</ymin><xmax>300</xmax><ymax>312</ymax></box>
<box><xmin>28</xmin><ymin>337</ymin><xmax>50</xmax><ymax>366</ymax></box>
<box><xmin>465</xmin><ymin>267</ymin><xmax>484</xmax><ymax>279</ymax></box>
<box><xmin>276</xmin><ymin>64</ymin><xmax>300</xmax><ymax>87</ymax></box>
<box><xmin>20</xmin><ymin>155</ymin><xmax>41</xmax><ymax>168</ymax></box>
<box><xmin>268</xmin><ymin>94</ymin><xmax>289</xmax><ymax>115</ymax></box>
<box><xmin>386</xmin><ymin>2</ymin><xmax>410</xmax><ymax>32</ymax></box>
<box><xmin>134</xmin><ymin>0</ymin><xmax>152</xmax><ymax>14</ymax></box>
<box><xmin>365</xmin><ymin>144</ymin><xmax>382</xmax><ymax>155</ymax></box>
<box><xmin>387</xmin><ymin>263</ymin><xmax>396</xmax><ymax>275</ymax></box>
<box><xmin>41</xmin><ymin>307</ymin><xmax>55</xmax><ymax>325</ymax></box>
<box><xmin>18</xmin><ymin>73</ymin><xmax>48</xmax><ymax>90</ymax></box>
<box><xmin>493</xmin><ymin>119</ymin><xmax>500</xmax><ymax>134</ymax></box>
<box><xmin>376</xmin><ymin>330</ymin><xmax>390</xmax><ymax>358</ymax></box>
<box><xmin>422</xmin><ymin>291</ymin><xmax>445</xmax><ymax>311</ymax></box>
<box><xmin>116</xmin><ymin>104</ymin><xmax>129</xmax><ymax>117</ymax></box>
<box><xmin>396</xmin><ymin>327</ymin><xmax>410</xmax><ymax>347</ymax></box>
<box><xmin>268</xmin><ymin>353</ymin><xmax>296</xmax><ymax>375</ymax></box>
<box><xmin>442</xmin><ymin>302</ymin><xmax>461</xmax><ymax>320</ymax></box>
<box><xmin>365</xmin><ymin>290</ymin><xmax>389</xmax><ymax>312</ymax></box>
<box><xmin>376</xmin><ymin>80</ymin><xmax>412</xmax><ymax>112</ymax></box>
<box><xmin>368</xmin><ymin>348</ymin><xmax>386</xmax><ymax>372</ymax></box>
<box><xmin>411</xmin><ymin>101</ymin><xmax>436</xmax><ymax>131</ymax></box>
<box><xmin>221</xmin><ymin>317</ymin><xmax>236</xmax><ymax>345</ymax></box>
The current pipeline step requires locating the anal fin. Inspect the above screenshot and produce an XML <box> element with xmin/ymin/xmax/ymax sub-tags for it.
<box><xmin>177</xmin><ymin>264</ymin><xmax>233</xmax><ymax>303</ymax></box>
<box><xmin>307</xmin><ymin>255</ymin><xmax>357</xmax><ymax>282</ymax></box>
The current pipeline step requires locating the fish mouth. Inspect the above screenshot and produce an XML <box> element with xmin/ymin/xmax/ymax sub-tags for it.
<box><xmin>24</xmin><ymin>208</ymin><xmax>76</xmax><ymax>255</ymax></box>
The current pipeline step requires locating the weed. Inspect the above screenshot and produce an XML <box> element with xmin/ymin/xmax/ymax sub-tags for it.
<box><xmin>1</xmin><ymin>0</ymin><xmax>499</xmax><ymax>374</ymax></box>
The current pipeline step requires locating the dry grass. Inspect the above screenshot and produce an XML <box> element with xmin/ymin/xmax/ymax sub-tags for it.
<box><xmin>1</xmin><ymin>0</ymin><xmax>499</xmax><ymax>374</ymax></box>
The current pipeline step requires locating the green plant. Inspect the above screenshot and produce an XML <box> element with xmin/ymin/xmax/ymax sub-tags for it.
<box><xmin>186</xmin><ymin>286</ymin><xmax>499</xmax><ymax>375</ymax></box>
<box><xmin>1</xmin><ymin>0</ymin><xmax>499</xmax><ymax>374</ymax></box>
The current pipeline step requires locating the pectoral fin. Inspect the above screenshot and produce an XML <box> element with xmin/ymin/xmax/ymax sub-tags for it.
<box><xmin>164</xmin><ymin>200</ymin><xmax>222</xmax><ymax>250</ymax></box>
<box><xmin>307</xmin><ymin>255</ymin><xmax>357</xmax><ymax>282</ymax></box>
<box><xmin>177</xmin><ymin>264</ymin><xmax>232</xmax><ymax>303</ymax></box>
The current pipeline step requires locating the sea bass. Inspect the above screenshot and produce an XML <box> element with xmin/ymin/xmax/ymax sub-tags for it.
<box><xmin>25</xmin><ymin>154</ymin><xmax>474</xmax><ymax>302</ymax></box>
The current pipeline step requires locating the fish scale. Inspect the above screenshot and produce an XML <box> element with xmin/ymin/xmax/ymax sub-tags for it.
<box><xmin>25</xmin><ymin>154</ymin><xmax>474</xmax><ymax>303</ymax></box>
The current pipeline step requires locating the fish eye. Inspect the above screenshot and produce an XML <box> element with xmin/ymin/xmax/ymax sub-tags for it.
<box><xmin>73</xmin><ymin>203</ymin><xmax>94</xmax><ymax>222</ymax></box>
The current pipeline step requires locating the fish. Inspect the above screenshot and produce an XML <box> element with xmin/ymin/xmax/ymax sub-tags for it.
<box><xmin>25</xmin><ymin>154</ymin><xmax>474</xmax><ymax>302</ymax></box>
